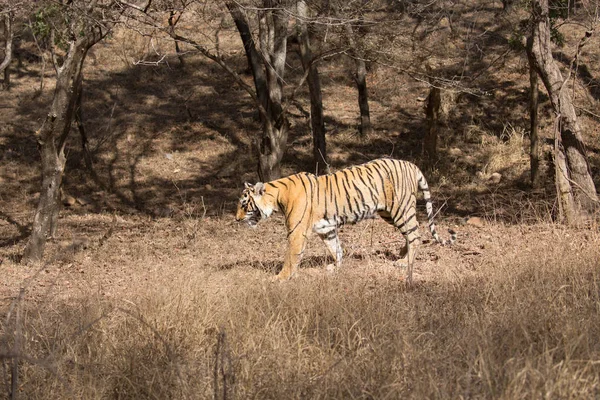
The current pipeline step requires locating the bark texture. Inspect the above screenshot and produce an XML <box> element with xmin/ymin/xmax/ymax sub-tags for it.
<box><xmin>1</xmin><ymin>11</ymin><xmax>14</xmax><ymax>89</ymax></box>
<box><xmin>529</xmin><ymin>0</ymin><xmax>598</xmax><ymax>222</ymax></box>
<box><xmin>424</xmin><ymin>85</ymin><xmax>456</xmax><ymax>162</ymax></box>
<box><xmin>297</xmin><ymin>0</ymin><xmax>328</xmax><ymax>175</ymax></box>
<box><xmin>23</xmin><ymin>10</ymin><xmax>106</xmax><ymax>263</ymax></box>
<box><xmin>526</xmin><ymin>41</ymin><xmax>541</xmax><ymax>187</ymax></box>
<box><xmin>344</xmin><ymin>22</ymin><xmax>372</xmax><ymax>137</ymax></box>
<box><xmin>228</xmin><ymin>0</ymin><xmax>290</xmax><ymax>182</ymax></box>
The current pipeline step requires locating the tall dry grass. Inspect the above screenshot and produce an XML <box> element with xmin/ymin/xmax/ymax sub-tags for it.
<box><xmin>2</xmin><ymin>223</ymin><xmax>599</xmax><ymax>399</ymax></box>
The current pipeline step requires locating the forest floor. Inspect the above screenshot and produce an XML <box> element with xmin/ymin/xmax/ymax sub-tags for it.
<box><xmin>1</xmin><ymin>6</ymin><xmax>600</xmax><ymax>398</ymax></box>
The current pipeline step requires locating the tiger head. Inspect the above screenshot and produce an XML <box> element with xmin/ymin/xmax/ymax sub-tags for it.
<box><xmin>235</xmin><ymin>182</ymin><xmax>275</xmax><ymax>227</ymax></box>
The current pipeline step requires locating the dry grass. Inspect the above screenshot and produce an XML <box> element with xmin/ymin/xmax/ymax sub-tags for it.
<box><xmin>2</xmin><ymin>217</ymin><xmax>600</xmax><ymax>399</ymax></box>
<box><xmin>2</xmin><ymin>2</ymin><xmax>600</xmax><ymax>398</ymax></box>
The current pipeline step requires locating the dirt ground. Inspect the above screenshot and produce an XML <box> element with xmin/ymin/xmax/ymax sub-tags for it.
<box><xmin>1</xmin><ymin>0</ymin><xmax>599</xmax><ymax>324</ymax></box>
<box><xmin>1</xmin><ymin>6</ymin><xmax>600</xmax><ymax>397</ymax></box>
<box><xmin>1</xmin><ymin>206</ymin><xmax>597</xmax><ymax>308</ymax></box>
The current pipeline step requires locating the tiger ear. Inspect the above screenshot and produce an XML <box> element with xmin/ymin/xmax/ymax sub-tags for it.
<box><xmin>244</xmin><ymin>182</ymin><xmax>253</xmax><ymax>190</ymax></box>
<box><xmin>254</xmin><ymin>182</ymin><xmax>265</xmax><ymax>196</ymax></box>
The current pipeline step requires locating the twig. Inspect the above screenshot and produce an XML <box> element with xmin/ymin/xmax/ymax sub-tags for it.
<box><xmin>10</xmin><ymin>288</ymin><xmax>23</xmax><ymax>400</ymax></box>
<box><xmin>575</xmin><ymin>105</ymin><xmax>600</xmax><ymax>120</ymax></box>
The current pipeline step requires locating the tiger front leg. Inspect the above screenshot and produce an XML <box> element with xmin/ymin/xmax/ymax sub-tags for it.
<box><xmin>274</xmin><ymin>230</ymin><xmax>308</xmax><ymax>281</ymax></box>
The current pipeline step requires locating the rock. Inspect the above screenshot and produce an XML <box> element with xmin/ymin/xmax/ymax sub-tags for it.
<box><xmin>448</xmin><ymin>147</ymin><xmax>462</xmax><ymax>157</ymax></box>
<box><xmin>489</xmin><ymin>172</ymin><xmax>502</xmax><ymax>184</ymax></box>
<box><xmin>157</xmin><ymin>207</ymin><xmax>174</xmax><ymax>218</ymax></box>
<box><xmin>63</xmin><ymin>195</ymin><xmax>77</xmax><ymax>207</ymax></box>
<box><xmin>466</xmin><ymin>217</ymin><xmax>485</xmax><ymax>228</ymax></box>
<box><xmin>76</xmin><ymin>196</ymin><xmax>91</xmax><ymax>206</ymax></box>
<box><xmin>439</xmin><ymin>16</ymin><xmax>451</xmax><ymax>29</ymax></box>
<box><xmin>217</xmin><ymin>162</ymin><xmax>237</xmax><ymax>178</ymax></box>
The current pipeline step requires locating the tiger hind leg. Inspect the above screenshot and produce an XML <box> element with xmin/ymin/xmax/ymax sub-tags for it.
<box><xmin>394</xmin><ymin>212</ymin><xmax>421</xmax><ymax>285</ymax></box>
<box><xmin>318</xmin><ymin>229</ymin><xmax>342</xmax><ymax>273</ymax></box>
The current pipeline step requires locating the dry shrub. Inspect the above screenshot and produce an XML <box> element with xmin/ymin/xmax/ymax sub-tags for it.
<box><xmin>2</xmin><ymin>225</ymin><xmax>599</xmax><ymax>399</ymax></box>
<box><xmin>477</xmin><ymin>190</ymin><xmax>556</xmax><ymax>224</ymax></box>
<box><xmin>481</xmin><ymin>125</ymin><xmax>528</xmax><ymax>180</ymax></box>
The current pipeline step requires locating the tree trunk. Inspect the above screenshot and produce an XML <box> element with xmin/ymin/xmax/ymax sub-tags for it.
<box><xmin>297</xmin><ymin>0</ymin><xmax>328</xmax><ymax>175</ymax></box>
<box><xmin>168</xmin><ymin>10</ymin><xmax>185</xmax><ymax>67</ymax></box>
<box><xmin>255</xmin><ymin>0</ymin><xmax>289</xmax><ymax>181</ymax></box>
<box><xmin>424</xmin><ymin>86</ymin><xmax>441</xmax><ymax>162</ymax></box>
<box><xmin>1</xmin><ymin>11</ymin><xmax>14</xmax><ymax>90</ymax></box>
<box><xmin>258</xmin><ymin>120</ymin><xmax>287</xmax><ymax>181</ymax></box>
<box><xmin>529</xmin><ymin>0</ymin><xmax>598</xmax><ymax>222</ymax></box>
<box><xmin>344</xmin><ymin>22</ymin><xmax>372</xmax><ymax>137</ymax></box>
<box><xmin>526</xmin><ymin>42</ymin><xmax>541</xmax><ymax>187</ymax></box>
<box><xmin>74</xmin><ymin>73</ymin><xmax>100</xmax><ymax>183</ymax></box>
<box><xmin>23</xmin><ymin>29</ymin><xmax>100</xmax><ymax>263</ymax></box>
<box><xmin>226</xmin><ymin>0</ymin><xmax>293</xmax><ymax>181</ymax></box>
<box><xmin>553</xmin><ymin>119</ymin><xmax>577</xmax><ymax>224</ymax></box>
<box><xmin>226</xmin><ymin>1</ymin><xmax>268</xmax><ymax>119</ymax></box>
<box><xmin>424</xmin><ymin>84</ymin><xmax>456</xmax><ymax>162</ymax></box>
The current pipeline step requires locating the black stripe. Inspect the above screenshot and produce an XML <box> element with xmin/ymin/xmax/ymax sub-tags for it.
<box><xmin>392</xmin><ymin>200</ymin><xmax>409</xmax><ymax>222</ymax></box>
<box><xmin>371</xmin><ymin>163</ymin><xmax>388</xmax><ymax>205</ymax></box>
<box><xmin>322</xmin><ymin>230</ymin><xmax>337</xmax><ymax>240</ymax></box>
<box><xmin>288</xmin><ymin>175</ymin><xmax>310</xmax><ymax>237</ymax></box>
<box><xmin>379</xmin><ymin>160</ymin><xmax>400</xmax><ymax>212</ymax></box>
<box><xmin>355</xmin><ymin>174</ymin><xmax>373</xmax><ymax>204</ymax></box>
<box><xmin>323</xmin><ymin>175</ymin><xmax>329</xmax><ymax>219</ymax></box>
<box><xmin>363</xmin><ymin>167</ymin><xmax>378</xmax><ymax>188</ymax></box>
<box><xmin>315</xmin><ymin>175</ymin><xmax>320</xmax><ymax>214</ymax></box>
<box><xmin>306</xmin><ymin>174</ymin><xmax>316</xmax><ymax>220</ymax></box>
<box><xmin>388</xmin><ymin>160</ymin><xmax>402</xmax><ymax>195</ymax></box>
<box><xmin>359</xmin><ymin>167</ymin><xmax>379</xmax><ymax>207</ymax></box>
<box><xmin>398</xmin><ymin>161</ymin><xmax>408</xmax><ymax>194</ymax></box>
<box><xmin>285</xmin><ymin>199</ymin><xmax>295</xmax><ymax>221</ymax></box>
<box><xmin>351</xmin><ymin>180</ymin><xmax>366</xmax><ymax>205</ymax></box>
<box><xmin>341</xmin><ymin>171</ymin><xmax>354</xmax><ymax>214</ymax></box>
<box><xmin>403</xmin><ymin>211</ymin><xmax>416</xmax><ymax>224</ymax></box>
<box><xmin>330</xmin><ymin>173</ymin><xmax>337</xmax><ymax>211</ymax></box>
<box><xmin>405</xmin><ymin>225</ymin><xmax>419</xmax><ymax>235</ymax></box>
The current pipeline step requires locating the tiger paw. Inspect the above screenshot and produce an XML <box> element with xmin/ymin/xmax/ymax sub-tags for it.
<box><xmin>270</xmin><ymin>272</ymin><xmax>293</xmax><ymax>282</ymax></box>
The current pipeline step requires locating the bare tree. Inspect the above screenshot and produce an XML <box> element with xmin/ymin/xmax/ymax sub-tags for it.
<box><xmin>528</xmin><ymin>0</ymin><xmax>598</xmax><ymax>223</ymax></box>
<box><xmin>140</xmin><ymin>0</ymin><xmax>330</xmax><ymax>181</ymax></box>
<box><xmin>297</xmin><ymin>0</ymin><xmax>328</xmax><ymax>174</ymax></box>
<box><xmin>166</xmin><ymin>2</ymin><xmax>186</xmax><ymax>67</ymax></box>
<box><xmin>0</xmin><ymin>5</ymin><xmax>14</xmax><ymax>89</ymax></box>
<box><xmin>423</xmin><ymin>85</ymin><xmax>441</xmax><ymax>162</ymax></box>
<box><xmin>344</xmin><ymin>19</ymin><xmax>372</xmax><ymax>137</ymax></box>
<box><xmin>225</xmin><ymin>0</ymin><xmax>291</xmax><ymax>181</ymax></box>
<box><xmin>526</xmin><ymin>40</ymin><xmax>541</xmax><ymax>187</ymax></box>
<box><xmin>23</xmin><ymin>1</ymin><xmax>122</xmax><ymax>263</ymax></box>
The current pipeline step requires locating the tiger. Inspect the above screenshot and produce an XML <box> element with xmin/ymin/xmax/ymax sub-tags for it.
<box><xmin>235</xmin><ymin>158</ymin><xmax>456</xmax><ymax>283</ymax></box>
